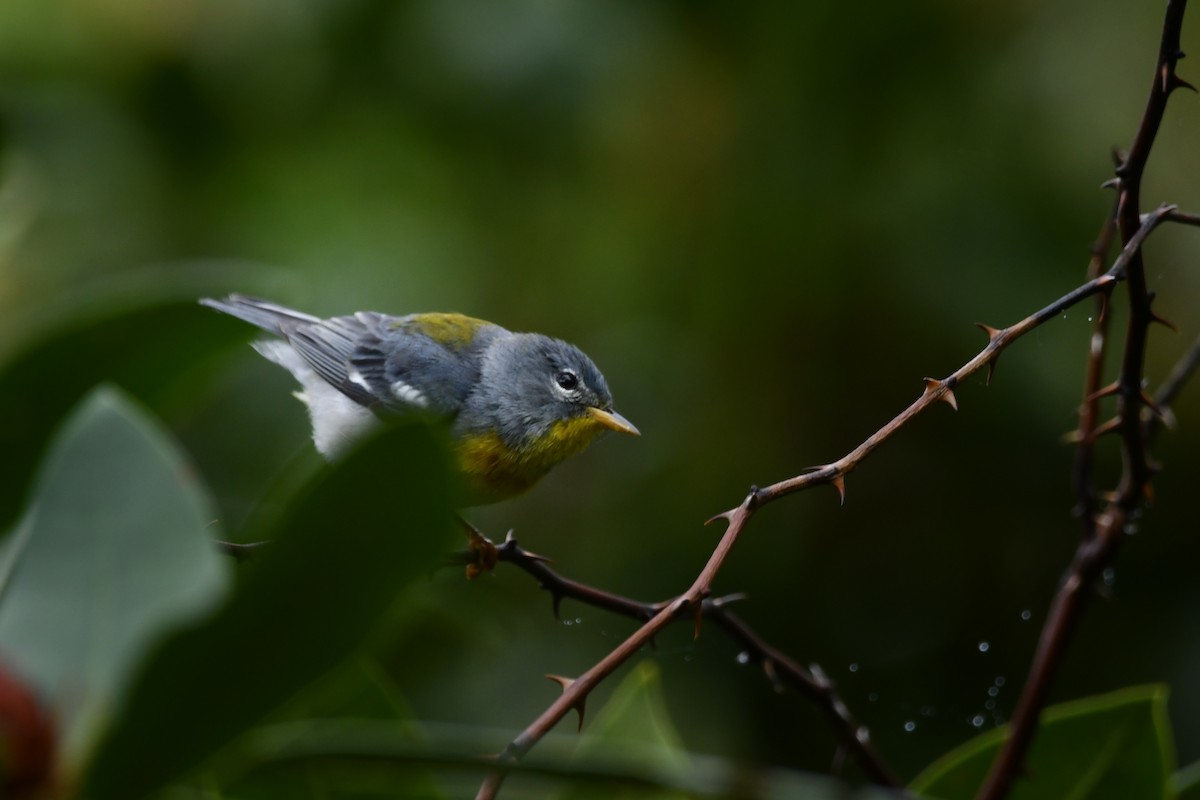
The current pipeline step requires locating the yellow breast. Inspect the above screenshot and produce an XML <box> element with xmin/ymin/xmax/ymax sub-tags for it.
<box><xmin>455</xmin><ymin>416</ymin><xmax>608</xmax><ymax>504</ymax></box>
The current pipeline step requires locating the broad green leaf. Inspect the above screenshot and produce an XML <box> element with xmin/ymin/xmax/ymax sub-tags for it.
<box><xmin>271</xmin><ymin>655</ymin><xmax>418</xmax><ymax>724</ymax></box>
<box><xmin>1173</xmin><ymin>759</ymin><xmax>1200</xmax><ymax>799</ymax></box>
<box><xmin>560</xmin><ymin>660</ymin><xmax>690</xmax><ymax>800</ymax></box>
<box><xmin>0</xmin><ymin>262</ymin><xmax>296</xmax><ymax>532</ymax></box>
<box><xmin>911</xmin><ymin>685</ymin><xmax>1174</xmax><ymax>799</ymax></box>
<box><xmin>198</xmin><ymin>716</ymin><xmax>896</xmax><ymax>799</ymax></box>
<box><xmin>81</xmin><ymin>421</ymin><xmax>455</xmax><ymax>800</ymax></box>
<box><xmin>0</xmin><ymin>386</ymin><xmax>230</xmax><ymax>766</ymax></box>
<box><xmin>211</xmin><ymin>657</ymin><xmax>445</xmax><ymax>799</ymax></box>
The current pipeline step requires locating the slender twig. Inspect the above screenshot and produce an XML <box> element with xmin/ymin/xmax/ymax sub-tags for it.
<box><xmin>475</xmin><ymin>205</ymin><xmax>1175</xmax><ymax>799</ymax></box>
<box><xmin>1070</xmin><ymin>200</ymin><xmax>1120</xmax><ymax>536</ymax></box>
<box><xmin>751</xmin><ymin>204</ymin><xmax>1171</xmax><ymax>507</ymax></box>
<box><xmin>1146</xmin><ymin>332</ymin><xmax>1200</xmax><ymax>440</ymax></box>
<box><xmin>1154</xmin><ymin>332</ymin><xmax>1200</xmax><ymax>410</ymax></box>
<box><xmin>456</xmin><ymin>533</ymin><xmax>902</xmax><ymax>786</ymax></box>
<box><xmin>214</xmin><ymin>540</ymin><xmax>267</xmax><ymax>562</ymax></box>
<box><xmin>1157</xmin><ymin>208</ymin><xmax>1200</xmax><ymax>228</ymax></box>
<box><xmin>475</xmin><ymin>496</ymin><xmax>758</xmax><ymax>799</ymax></box>
<box><xmin>977</xmin><ymin>3</ymin><xmax>1190</xmax><ymax>798</ymax></box>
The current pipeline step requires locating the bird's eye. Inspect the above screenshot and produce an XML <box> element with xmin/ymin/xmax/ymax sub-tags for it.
<box><xmin>555</xmin><ymin>369</ymin><xmax>579</xmax><ymax>391</ymax></box>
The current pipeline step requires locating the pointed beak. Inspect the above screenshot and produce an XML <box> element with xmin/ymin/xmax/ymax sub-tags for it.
<box><xmin>587</xmin><ymin>406</ymin><xmax>641</xmax><ymax>437</ymax></box>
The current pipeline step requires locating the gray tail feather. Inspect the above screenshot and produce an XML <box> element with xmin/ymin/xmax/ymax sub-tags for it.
<box><xmin>199</xmin><ymin>294</ymin><xmax>321</xmax><ymax>335</ymax></box>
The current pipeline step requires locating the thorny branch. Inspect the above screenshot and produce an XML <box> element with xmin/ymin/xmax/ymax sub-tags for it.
<box><xmin>475</xmin><ymin>202</ymin><xmax>1181</xmax><ymax>799</ymax></box>
<box><xmin>468</xmin><ymin>6</ymin><xmax>1200</xmax><ymax>797</ymax></box>
<box><xmin>453</xmin><ymin>532</ymin><xmax>901</xmax><ymax>787</ymax></box>
<box><xmin>977</xmin><ymin>2</ymin><xmax>1192</xmax><ymax>797</ymax></box>
<box><xmin>1150</xmin><ymin>332</ymin><xmax>1200</xmax><ymax>434</ymax></box>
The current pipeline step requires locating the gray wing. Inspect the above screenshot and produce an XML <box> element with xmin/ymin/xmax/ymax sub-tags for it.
<box><xmin>202</xmin><ymin>295</ymin><xmax>500</xmax><ymax>418</ymax></box>
<box><xmin>348</xmin><ymin>316</ymin><xmax>503</xmax><ymax>417</ymax></box>
<box><xmin>202</xmin><ymin>294</ymin><xmax>380</xmax><ymax>407</ymax></box>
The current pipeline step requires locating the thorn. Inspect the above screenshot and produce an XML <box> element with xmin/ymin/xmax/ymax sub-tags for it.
<box><xmin>762</xmin><ymin>660</ymin><xmax>785</xmax><ymax>694</ymax></box>
<box><xmin>1149</xmin><ymin>311</ymin><xmax>1179</xmax><ymax>333</ymax></box>
<box><xmin>545</xmin><ymin>674</ymin><xmax>575</xmax><ymax>690</ymax></box>
<box><xmin>545</xmin><ymin>675</ymin><xmax>586</xmax><ymax>731</ymax></box>
<box><xmin>1061</xmin><ymin>429</ymin><xmax>1084</xmax><ymax>445</ymax></box>
<box><xmin>1100</xmin><ymin>177</ymin><xmax>1120</xmax><ymax>191</ymax></box>
<box><xmin>710</xmin><ymin>592</ymin><xmax>749</xmax><ymax>608</ymax></box>
<box><xmin>1170</xmin><ymin>73</ymin><xmax>1198</xmax><ymax>93</ymax></box>
<box><xmin>1139</xmin><ymin>389</ymin><xmax>1170</xmax><ymax>423</ymax></box>
<box><xmin>551</xmin><ymin>593</ymin><xmax>564</xmax><ymax>621</ymax></box>
<box><xmin>975</xmin><ymin>325</ymin><xmax>1002</xmax><ymax>384</ymax></box>
<box><xmin>923</xmin><ymin>377</ymin><xmax>959</xmax><ymax>411</ymax></box>
<box><xmin>521</xmin><ymin>548</ymin><xmax>554</xmax><ymax>565</ymax></box>
<box><xmin>1084</xmin><ymin>381</ymin><xmax>1121</xmax><ymax>403</ymax></box>
<box><xmin>705</xmin><ymin>510</ymin><xmax>734</xmax><ymax>526</ymax></box>
<box><xmin>984</xmin><ymin>359</ymin><xmax>998</xmax><ymax>385</ymax></box>
<box><xmin>975</xmin><ymin>322</ymin><xmax>1002</xmax><ymax>344</ymax></box>
<box><xmin>829</xmin><ymin>474</ymin><xmax>846</xmax><ymax>505</ymax></box>
<box><xmin>1088</xmin><ymin>416</ymin><xmax>1123</xmax><ymax>442</ymax></box>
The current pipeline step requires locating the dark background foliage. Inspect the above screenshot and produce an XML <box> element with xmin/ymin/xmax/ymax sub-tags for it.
<box><xmin>1</xmin><ymin>0</ymin><xmax>1198</xmax><ymax>785</ymax></box>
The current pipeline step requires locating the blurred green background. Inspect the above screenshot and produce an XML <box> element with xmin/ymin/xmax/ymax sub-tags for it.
<box><xmin>2</xmin><ymin>0</ymin><xmax>1199</xmax><ymax>788</ymax></box>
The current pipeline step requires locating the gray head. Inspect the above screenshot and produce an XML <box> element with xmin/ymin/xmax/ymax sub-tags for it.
<box><xmin>464</xmin><ymin>333</ymin><xmax>639</xmax><ymax>450</ymax></box>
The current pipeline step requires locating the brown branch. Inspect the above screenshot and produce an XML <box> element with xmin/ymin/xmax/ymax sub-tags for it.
<box><xmin>475</xmin><ymin>205</ymin><xmax>1175</xmax><ymax>799</ymax></box>
<box><xmin>752</xmin><ymin>204</ymin><xmax>1171</xmax><ymax>507</ymax></box>
<box><xmin>459</xmin><ymin>533</ymin><xmax>901</xmax><ymax>786</ymax></box>
<box><xmin>1146</xmin><ymin>332</ymin><xmax>1200</xmax><ymax>440</ymax></box>
<box><xmin>1155</xmin><ymin>332</ymin><xmax>1200</xmax><ymax>408</ymax></box>
<box><xmin>475</xmin><ymin>497</ymin><xmax>760</xmax><ymax>799</ymax></box>
<box><xmin>1157</xmin><ymin>208</ymin><xmax>1200</xmax><ymax>228</ymax></box>
<box><xmin>1070</xmin><ymin>201</ymin><xmax>1120</xmax><ymax>536</ymax></box>
<box><xmin>977</xmin><ymin>3</ymin><xmax>1189</xmax><ymax>798</ymax></box>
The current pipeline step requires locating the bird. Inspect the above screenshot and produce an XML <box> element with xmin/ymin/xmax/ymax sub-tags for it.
<box><xmin>200</xmin><ymin>294</ymin><xmax>639</xmax><ymax>505</ymax></box>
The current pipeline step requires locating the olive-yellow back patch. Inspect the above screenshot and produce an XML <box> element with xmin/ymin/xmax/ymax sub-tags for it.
<box><xmin>397</xmin><ymin>313</ymin><xmax>488</xmax><ymax>349</ymax></box>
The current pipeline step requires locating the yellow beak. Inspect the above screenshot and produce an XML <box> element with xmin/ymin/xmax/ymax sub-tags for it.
<box><xmin>587</xmin><ymin>407</ymin><xmax>641</xmax><ymax>436</ymax></box>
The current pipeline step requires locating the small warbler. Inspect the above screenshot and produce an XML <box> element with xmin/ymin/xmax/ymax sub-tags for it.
<box><xmin>201</xmin><ymin>294</ymin><xmax>639</xmax><ymax>504</ymax></box>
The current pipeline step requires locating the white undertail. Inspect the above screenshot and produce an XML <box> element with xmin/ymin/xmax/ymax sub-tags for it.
<box><xmin>252</xmin><ymin>340</ymin><xmax>377</xmax><ymax>459</ymax></box>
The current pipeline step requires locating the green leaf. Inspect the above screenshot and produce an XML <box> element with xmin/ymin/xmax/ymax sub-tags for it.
<box><xmin>560</xmin><ymin>660</ymin><xmax>691</xmax><ymax>800</ymax></box>
<box><xmin>1172</xmin><ymin>759</ymin><xmax>1200</xmax><ymax>799</ymax></box>
<box><xmin>81</xmin><ymin>420</ymin><xmax>455</xmax><ymax>800</ymax></box>
<box><xmin>911</xmin><ymin>685</ymin><xmax>1175</xmax><ymax>799</ymax></box>
<box><xmin>0</xmin><ymin>263</ymin><xmax>298</xmax><ymax>532</ymax></box>
<box><xmin>209</xmin><ymin>657</ymin><xmax>444</xmax><ymax>799</ymax></box>
<box><xmin>578</xmin><ymin>660</ymin><xmax>691</xmax><ymax>767</ymax></box>
<box><xmin>198</xmin><ymin>717</ymin><xmax>895</xmax><ymax>800</ymax></box>
<box><xmin>0</xmin><ymin>386</ymin><xmax>230</xmax><ymax>766</ymax></box>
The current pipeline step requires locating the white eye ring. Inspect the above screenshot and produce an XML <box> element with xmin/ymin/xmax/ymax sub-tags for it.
<box><xmin>555</xmin><ymin>369</ymin><xmax>580</xmax><ymax>392</ymax></box>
